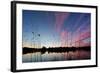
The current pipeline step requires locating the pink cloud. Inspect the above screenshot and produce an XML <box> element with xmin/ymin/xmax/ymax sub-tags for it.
<box><xmin>80</xmin><ymin>41</ymin><xmax>90</xmax><ymax>47</ymax></box>
<box><xmin>60</xmin><ymin>30</ymin><xmax>69</xmax><ymax>47</ymax></box>
<box><xmin>55</xmin><ymin>12</ymin><xmax>69</xmax><ymax>32</ymax></box>
<box><xmin>73</xmin><ymin>31</ymin><xmax>90</xmax><ymax>47</ymax></box>
<box><xmin>54</xmin><ymin>12</ymin><xmax>70</xmax><ymax>47</ymax></box>
<box><xmin>80</xmin><ymin>31</ymin><xmax>91</xmax><ymax>40</ymax></box>
<box><xmin>61</xmin><ymin>30</ymin><xmax>67</xmax><ymax>39</ymax></box>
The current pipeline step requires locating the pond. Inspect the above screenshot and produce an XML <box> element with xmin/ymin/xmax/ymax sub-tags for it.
<box><xmin>22</xmin><ymin>50</ymin><xmax>90</xmax><ymax>63</ymax></box>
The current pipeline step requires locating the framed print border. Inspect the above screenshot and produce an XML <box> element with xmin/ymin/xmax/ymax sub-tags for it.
<box><xmin>11</xmin><ymin>1</ymin><xmax>98</xmax><ymax>72</ymax></box>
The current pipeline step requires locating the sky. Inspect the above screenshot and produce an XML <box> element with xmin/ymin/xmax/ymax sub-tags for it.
<box><xmin>22</xmin><ymin>10</ymin><xmax>91</xmax><ymax>48</ymax></box>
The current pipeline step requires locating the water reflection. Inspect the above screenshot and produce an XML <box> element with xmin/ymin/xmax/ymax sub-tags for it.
<box><xmin>22</xmin><ymin>50</ymin><xmax>90</xmax><ymax>63</ymax></box>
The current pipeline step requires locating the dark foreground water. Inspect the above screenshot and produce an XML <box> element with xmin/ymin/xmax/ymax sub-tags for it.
<box><xmin>22</xmin><ymin>50</ymin><xmax>90</xmax><ymax>63</ymax></box>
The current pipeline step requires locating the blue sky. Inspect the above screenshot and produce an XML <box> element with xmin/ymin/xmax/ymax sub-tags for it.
<box><xmin>22</xmin><ymin>10</ymin><xmax>91</xmax><ymax>48</ymax></box>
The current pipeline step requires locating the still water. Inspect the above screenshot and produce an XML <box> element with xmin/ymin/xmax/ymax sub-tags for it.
<box><xmin>22</xmin><ymin>50</ymin><xmax>90</xmax><ymax>63</ymax></box>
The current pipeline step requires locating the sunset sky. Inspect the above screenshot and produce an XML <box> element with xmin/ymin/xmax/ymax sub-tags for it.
<box><xmin>22</xmin><ymin>10</ymin><xmax>91</xmax><ymax>48</ymax></box>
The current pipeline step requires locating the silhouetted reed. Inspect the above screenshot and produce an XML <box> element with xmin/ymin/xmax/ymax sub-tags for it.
<box><xmin>23</xmin><ymin>46</ymin><xmax>91</xmax><ymax>54</ymax></box>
